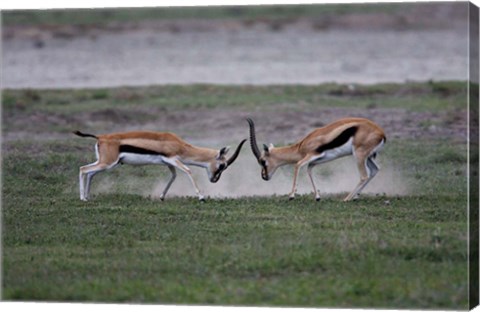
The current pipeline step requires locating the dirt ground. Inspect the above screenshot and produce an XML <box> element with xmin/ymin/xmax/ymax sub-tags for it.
<box><xmin>2</xmin><ymin>4</ymin><xmax>469</xmax><ymax>89</ymax></box>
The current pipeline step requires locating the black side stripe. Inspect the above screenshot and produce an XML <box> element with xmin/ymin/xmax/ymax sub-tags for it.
<box><xmin>316</xmin><ymin>126</ymin><xmax>358</xmax><ymax>154</ymax></box>
<box><xmin>119</xmin><ymin>145</ymin><xmax>166</xmax><ymax>156</ymax></box>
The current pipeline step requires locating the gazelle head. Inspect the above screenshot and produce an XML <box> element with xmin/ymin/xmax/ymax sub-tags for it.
<box><xmin>246</xmin><ymin>118</ymin><xmax>281</xmax><ymax>181</ymax></box>
<box><xmin>209</xmin><ymin>139</ymin><xmax>247</xmax><ymax>183</ymax></box>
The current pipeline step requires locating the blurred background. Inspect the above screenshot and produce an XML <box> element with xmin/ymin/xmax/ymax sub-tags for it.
<box><xmin>2</xmin><ymin>2</ymin><xmax>468</xmax><ymax>88</ymax></box>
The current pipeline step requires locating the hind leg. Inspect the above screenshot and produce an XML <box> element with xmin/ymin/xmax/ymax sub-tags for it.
<box><xmin>307</xmin><ymin>163</ymin><xmax>321</xmax><ymax>201</ymax></box>
<box><xmin>366</xmin><ymin>157</ymin><xmax>379</xmax><ymax>179</ymax></box>
<box><xmin>159</xmin><ymin>165</ymin><xmax>177</xmax><ymax>201</ymax></box>
<box><xmin>80</xmin><ymin>161</ymin><xmax>118</xmax><ymax>201</ymax></box>
<box><xmin>80</xmin><ymin>163</ymin><xmax>99</xmax><ymax>201</ymax></box>
<box><xmin>344</xmin><ymin>156</ymin><xmax>379</xmax><ymax>202</ymax></box>
<box><xmin>344</xmin><ymin>156</ymin><xmax>369</xmax><ymax>202</ymax></box>
<box><xmin>353</xmin><ymin>157</ymin><xmax>379</xmax><ymax>198</ymax></box>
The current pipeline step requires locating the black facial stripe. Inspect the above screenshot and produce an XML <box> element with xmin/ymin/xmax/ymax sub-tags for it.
<box><xmin>119</xmin><ymin>145</ymin><xmax>166</xmax><ymax>156</ymax></box>
<box><xmin>316</xmin><ymin>126</ymin><xmax>358</xmax><ymax>154</ymax></box>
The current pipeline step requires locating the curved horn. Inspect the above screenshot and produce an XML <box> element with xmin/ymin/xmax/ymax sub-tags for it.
<box><xmin>226</xmin><ymin>139</ymin><xmax>247</xmax><ymax>166</ymax></box>
<box><xmin>246</xmin><ymin>118</ymin><xmax>261</xmax><ymax>160</ymax></box>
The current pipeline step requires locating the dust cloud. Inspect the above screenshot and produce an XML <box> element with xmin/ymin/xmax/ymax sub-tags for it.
<box><xmin>150</xmin><ymin>153</ymin><xmax>408</xmax><ymax>199</ymax></box>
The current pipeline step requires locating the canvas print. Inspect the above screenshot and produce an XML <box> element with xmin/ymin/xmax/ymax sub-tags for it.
<box><xmin>1</xmin><ymin>1</ymin><xmax>479</xmax><ymax>310</ymax></box>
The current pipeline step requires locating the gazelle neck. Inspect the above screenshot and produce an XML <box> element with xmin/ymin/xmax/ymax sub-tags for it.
<box><xmin>271</xmin><ymin>144</ymin><xmax>303</xmax><ymax>165</ymax></box>
<box><xmin>181</xmin><ymin>144</ymin><xmax>217</xmax><ymax>166</ymax></box>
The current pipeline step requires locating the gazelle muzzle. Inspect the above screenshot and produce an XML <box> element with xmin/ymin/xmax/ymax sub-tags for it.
<box><xmin>261</xmin><ymin>163</ymin><xmax>269</xmax><ymax>181</ymax></box>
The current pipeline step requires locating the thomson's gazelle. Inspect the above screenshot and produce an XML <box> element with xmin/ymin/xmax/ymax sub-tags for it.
<box><xmin>74</xmin><ymin>130</ymin><xmax>246</xmax><ymax>201</ymax></box>
<box><xmin>247</xmin><ymin>117</ymin><xmax>386</xmax><ymax>201</ymax></box>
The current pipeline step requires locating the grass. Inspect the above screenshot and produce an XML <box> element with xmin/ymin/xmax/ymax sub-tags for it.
<box><xmin>2</xmin><ymin>194</ymin><xmax>468</xmax><ymax>307</ymax></box>
<box><xmin>2</xmin><ymin>81</ymin><xmax>467</xmax><ymax>134</ymax></box>
<box><xmin>4</xmin><ymin>82</ymin><xmax>467</xmax><ymax>111</ymax></box>
<box><xmin>1</xmin><ymin>83</ymin><xmax>471</xmax><ymax>309</ymax></box>
<box><xmin>2</xmin><ymin>3</ymin><xmax>410</xmax><ymax>28</ymax></box>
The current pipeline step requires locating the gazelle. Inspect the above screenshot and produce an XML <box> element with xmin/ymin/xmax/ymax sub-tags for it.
<box><xmin>247</xmin><ymin>117</ymin><xmax>386</xmax><ymax>201</ymax></box>
<box><xmin>74</xmin><ymin>130</ymin><xmax>246</xmax><ymax>201</ymax></box>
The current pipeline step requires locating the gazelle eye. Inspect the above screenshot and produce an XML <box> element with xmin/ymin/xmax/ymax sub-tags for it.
<box><xmin>219</xmin><ymin>163</ymin><xmax>226</xmax><ymax>170</ymax></box>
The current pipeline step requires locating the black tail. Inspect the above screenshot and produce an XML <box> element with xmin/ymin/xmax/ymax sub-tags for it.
<box><xmin>73</xmin><ymin>130</ymin><xmax>98</xmax><ymax>139</ymax></box>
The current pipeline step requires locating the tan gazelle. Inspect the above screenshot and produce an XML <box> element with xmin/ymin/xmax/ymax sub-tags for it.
<box><xmin>247</xmin><ymin>117</ymin><xmax>386</xmax><ymax>201</ymax></box>
<box><xmin>74</xmin><ymin>130</ymin><xmax>246</xmax><ymax>201</ymax></box>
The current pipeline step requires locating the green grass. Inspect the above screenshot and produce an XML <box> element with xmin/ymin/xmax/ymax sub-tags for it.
<box><xmin>4</xmin><ymin>82</ymin><xmax>467</xmax><ymax>111</ymax></box>
<box><xmin>2</xmin><ymin>194</ymin><xmax>468</xmax><ymax>307</ymax></box>
<box><xmin>2</xmin><ymin>3</ymin><xmax>408</xmax><ymax>28</ymax></box>
<box><xmin>2</xmin><ymin>81</ymin><xmax>467</xmax><ymax>134</ymax></box>
<box><xmin>1</xmin><ymin>83</ymin><xmax>471</xmax><ymax>308</ymax></box>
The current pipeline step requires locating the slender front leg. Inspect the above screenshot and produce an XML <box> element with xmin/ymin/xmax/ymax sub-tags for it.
<box><xmin>159</xmin><ymin>165</ymin><xmax>177</xmax><ymax>201</ymax></box>
<box><xmin>174</xmin><ymin>159</ymin><xmax>205</xmax><ymax>201</ymax></box>
<box><xmin>307</xmin><ymin>164</ymin><xmax>321</xmax><ymax>201</ymax></box>
<box><xmin>288</xmin><ymin>165</ymin><xmax>300</xmax><ymax>200</ymax></box>
<box><xmin>288</xmin><ymin>156</ymin><xmax>312</xmax><ymax>200</ymax></box>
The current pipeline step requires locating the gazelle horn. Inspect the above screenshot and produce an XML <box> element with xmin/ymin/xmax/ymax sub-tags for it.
<box><xmin>226</xmin><ymin>139</ymin><xmax>247</xmax><ymax>166</ymax></box>
<box><xmin>246</xmin><ymin>117</ymin><xmax>261</xmax><ymax>160</ymax></box>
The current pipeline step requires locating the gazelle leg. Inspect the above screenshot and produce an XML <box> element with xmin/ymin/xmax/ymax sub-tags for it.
<box><xmin>288</xmin><ymin>156</ymin><xmax>312</xmax><ymax>200</ymax></box>
<box><xmin>79</xmin><ymin>162</ymin><xmax>110</xmax><ymax>201</ymax></box>
<box><xmin>288</xmin><ymin>165</ymin><xmax>301</xmax><ymax>200</ymax></box>
<box><xmin>79</xmin><ymin>143</ymin><xmax>121</xmax><ymax>201</ymax></box>
<box><xmin>344</xmin><ymin>166</ymin><xmax>368</xmax><ymax>202</ymax></box>
<box><xmin>85</xmin><ymin>172</ymin><xmax>96</xmax><ymax>200</ymax></box>
<box><xmin>307</xmin><ymin>163</ymin><xmax>321</xmax><ymax>201</ymax></box>
<box><xmin>80</xmin><ymin>162</ymin><xmax>98</xmax><ymax>201</ymax></box>
<box><xmin>79</xmin><ymin>168</ymin><xmax>87</xmax><ymax>200</ymax></box>
<box><xmin>351</xmin><ymin>157</ymin><xmax>379</xmax><ymax>197</ymax></box>
<box><xmin>85</xmin><ymin>170</ymin><xmax>103</xmax><ymax>200</ymax></box>
<box><xmin>344</xmin><ymin>156</ymin><xmax>379</xmax><ymax>202</ymax></box>
<box><xmin>366</xmin><ymin>157</ymin><xmax>379</xmax><ymax>179</ymax></box>
<box><xmin>174</xmin><ymin>159</ymin><xmax>205</xmax><ymax>201</ymax></box>
<box><xmin>159</xmin><ymin>165</ymin><xmax>177</xmax><ymax>201</ymax></box>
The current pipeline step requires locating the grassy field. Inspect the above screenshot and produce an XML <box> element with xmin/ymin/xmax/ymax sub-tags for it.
<box><xmin>1</xmin><ymin>82</ymin><xmax>472</xmax><ymax>309</ymax></box>
<box><xmin>2</xmin><ymin>3</ymin><xmax>415</xmax><ymax>28</ymax></box>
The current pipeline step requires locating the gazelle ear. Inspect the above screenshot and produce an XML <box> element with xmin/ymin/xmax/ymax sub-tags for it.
<box><xmin>217</xmin><ymin>146</ymin><xmax>230</xmax><ymax>159</ymax></box>
<box><xmin>263</xmin><ymin>144</ymin><xmax>270</xmax><ymax>156</ymax></box>
<box><xmin>269</xmin><ymin>143</ymin><xmax>274</xmax><ymax>149</ymax></box>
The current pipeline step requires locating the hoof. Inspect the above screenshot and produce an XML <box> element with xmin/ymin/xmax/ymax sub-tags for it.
<box><xmin>199</xmin><ymin>197</ymin><xmax>206</xmax><ymax>202</ymax></box>
<box><xmin>289</xmin><ymin>196</ymin><xmax>295</xmax><ymax>201</ymax></box>
<box><xmin>315</xmin><ymin>197</ymin><xmax>321</xmax><ymax>202</ymax></box>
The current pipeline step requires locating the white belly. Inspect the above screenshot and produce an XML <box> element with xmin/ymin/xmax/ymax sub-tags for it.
<box><xmin>119</xmin><ymin>153</ymin><xmax>169</xmax><ymax>165</ymax></box>
<box><xmin>312</xmin><ymin>137</ymin><xmax>354</xmax><ymax>164</ymax></box>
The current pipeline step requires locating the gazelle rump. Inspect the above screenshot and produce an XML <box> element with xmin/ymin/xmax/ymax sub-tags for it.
<box><xmin>247</xmin><ymin>117</ymin><xmax>386</xmax><ymax>201</ymax></box>
<box><xmin>74</xmin><ymin>130</ymin><xmax>246</xmax><ymax>201</ymax></box>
